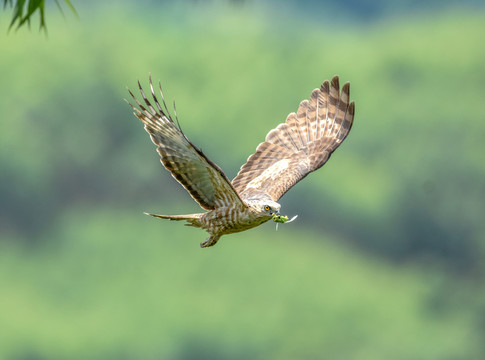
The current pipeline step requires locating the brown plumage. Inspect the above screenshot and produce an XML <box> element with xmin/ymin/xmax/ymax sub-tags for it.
<box><xmin>127</xmin><ymin>75</ymin><xmax>354</xmax><ymax>248</ymax></box>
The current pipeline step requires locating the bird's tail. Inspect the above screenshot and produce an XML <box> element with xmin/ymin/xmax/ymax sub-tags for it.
<box><xmin>144</xmin><ymin>212</ymin><xmax>203</xmax><ymax>227</ymax></box>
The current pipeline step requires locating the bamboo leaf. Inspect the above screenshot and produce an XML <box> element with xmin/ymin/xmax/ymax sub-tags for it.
<box><xmin>4</xmin><ymin>0</ymin><xmax>77</xmax><ymax>33</ymax></box>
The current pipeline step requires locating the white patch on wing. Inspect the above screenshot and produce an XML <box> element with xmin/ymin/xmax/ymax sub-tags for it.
<box><xmin>246</xmin><ymin>159</ymin><xmax>290</xmax><ymax>189</ymax></box>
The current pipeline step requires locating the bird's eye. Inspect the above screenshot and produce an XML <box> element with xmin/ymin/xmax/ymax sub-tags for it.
<box><xmin>264</xmin><ymin>206</ymin><xmax>270</xmax><ymax>211</ymax></box>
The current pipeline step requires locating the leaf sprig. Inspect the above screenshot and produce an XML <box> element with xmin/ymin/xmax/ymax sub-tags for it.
<box><xmin>3</xmin><ymin>0</ymin><xmax>77</xmax><ymax>33</ymax></box>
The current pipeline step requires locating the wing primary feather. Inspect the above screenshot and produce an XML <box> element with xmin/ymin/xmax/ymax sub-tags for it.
<box><xmin>315</xmin><ymin>98</ymin><xmax>320</xmax><ymax>140</ymax></box>
<box><xmin>333</xmin><ymin>82</ymin><xmax>351</xmax><ymax>141</ymax></box>
<box><xmin>172</xmin><ymin>100</ymin><xmax>192</xmax><ymax>145</ymax></box>
<box><xmin>288</xmin><ymin>113</ymin><xmax>305</xmax><ymax>148</ymax></box>
<box><xmin>329</xmin><ymin>83</ymin><xmax>347</xmax><ymax>140</ymax></box>
<box><xmin>326</xmin><ymin>76</ymin><xmax>340</xmax><ymax>134</ymax></box>
<box><xmin>173</xmin><ymin>101</ymin><xmax>184</xmax><ymax>134</ymax></box>
<box><xmin>149</xmin><ymin>74</ymin><xmax>165</xmax><ymax>114</ymax></box>
<box><xmin>282</xmin><ymin>124</ymin><xmax>299</xmax><ymax>150</ymax></box>
<box><xmin>138</xmin><ymin>80</ymin><xmax>157</xmax><ymax>115</ymax></box>
<box><xmin>307</xmin><ymin>89</ymin><xmax>320</xmax><ymax>142</ymax></box>
<box><xmin>321</xmin><ymin>80</ymin><xmax>349</xmax><ymax>153</ymax></box>
<box><xmin>266</xmin><ymin>129</ymin><xmax>291</xmax><ymax>150</ymax></box>
<box><xmin>319</xmin><ymin>80</ymin><xmax>330</xmax><ymax>136</ymax></box>
<box><xmin>345</xmin><ymin>101</ymin><xmax>355</xmax><ymax>135</ymax></box>
<box><xmin>305</xmin><ymin>99</ymin><xmax>312</xmax><ymax>143</ymax></box>
<box><xmin>295</xmin><ymin>100</ymin><xmax>310</xmax><ymax>146</ymax></box>
<box><xmin>128</xmin><ymin>87</ymin><xmax>151</xmax><ymax>117</ymax></box>
<box><xmin>158</xmin><ymin>80</ymin><xmax>172</xmax><ymax>121</ymax></box>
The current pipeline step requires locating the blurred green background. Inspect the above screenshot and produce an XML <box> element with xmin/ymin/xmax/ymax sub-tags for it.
<box><xmin>1</xmin><ymin>0</ymin><xmax>485</xmax><ymax>359</ymax></box>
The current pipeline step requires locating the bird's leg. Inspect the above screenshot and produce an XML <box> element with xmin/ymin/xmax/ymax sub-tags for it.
<box><xmin>200</xmin><ymin>234</ymin><xmax>221</xmax><ymax>248</ymax></box>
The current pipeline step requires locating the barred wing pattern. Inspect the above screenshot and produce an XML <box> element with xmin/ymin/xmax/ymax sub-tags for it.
<box><xmin>232</xmin><ymin>76</ymin><xmax>354</xmax><ymax>202</ymax></box>
<box><xmin>127</xmin><ymin>77</ymin><xmax>244</xmax><ymax>210</ymax></box>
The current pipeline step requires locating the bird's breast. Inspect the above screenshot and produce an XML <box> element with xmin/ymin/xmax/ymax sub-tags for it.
<box><xmin>201</xmin><ymin>205</ymin><xmax>271</xmax><ymax>235</ymax></box>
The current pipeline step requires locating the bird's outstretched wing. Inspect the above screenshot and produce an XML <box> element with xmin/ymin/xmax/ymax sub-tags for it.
<box><xmin>127</xmin><ymin>76</ymin><xmax>244</xmax><ymax>210</ymax></box>
<box><xmin>232</xmin><ymin>76</ymin><xmax>354</xmax><ymax>202</ymax></box>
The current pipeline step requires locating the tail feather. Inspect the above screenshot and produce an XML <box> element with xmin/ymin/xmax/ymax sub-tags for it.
<box><xmin>144</xmin><ymin>212</ymin><xmax>202</xmax><ymax>227</ymax></box>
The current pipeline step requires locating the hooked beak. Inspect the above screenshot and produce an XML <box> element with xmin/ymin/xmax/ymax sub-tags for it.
<box><xmin>271</xmin><ymin>210</ymin><xmax>280</xmax><ymax>216</ymax></box>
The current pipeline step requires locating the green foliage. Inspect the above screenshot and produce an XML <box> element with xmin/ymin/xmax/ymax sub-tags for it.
<box><xmin>0</xmin><ymin>208</ymin><xmax>481</xmax><ymax>359</ymax></box>
<box><xmin>3</xmin><ymin>0</ymin><xmax>77</xmax><ymax>33</ymax></box>
<box><xmin>0</xmin><ymin>2</ymin><xmax>484</xmax><ymax>359</ymax></box>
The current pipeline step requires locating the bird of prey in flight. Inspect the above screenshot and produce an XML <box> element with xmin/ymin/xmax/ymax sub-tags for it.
<box><xmin>127</xmin><ymin>75</ymin><xmax>354</xmax><ymax>248</ymax></box>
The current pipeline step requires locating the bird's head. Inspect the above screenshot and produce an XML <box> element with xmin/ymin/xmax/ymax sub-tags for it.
<box><xmin>246</xmin><ymin>198</ymin><xmax>281</xmax><ymax>218</ymax></box>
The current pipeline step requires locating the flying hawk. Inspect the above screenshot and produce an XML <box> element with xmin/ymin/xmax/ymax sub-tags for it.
<box><xmin>127</xmin><ymin>75</ymin><xmax>354</xmax><ymax>248</ymax></box>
